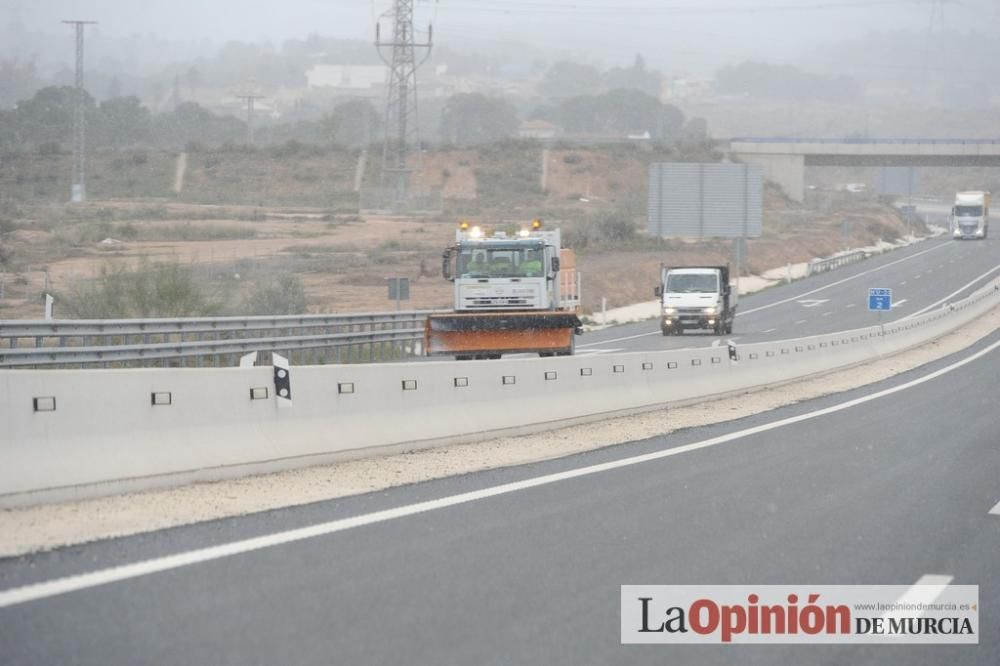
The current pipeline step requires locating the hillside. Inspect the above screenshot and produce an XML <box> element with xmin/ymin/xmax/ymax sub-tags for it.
<box><xmin>0</xmin><ymin>144</ymin><xmax>922</xmax><ymax>319</ymax></box>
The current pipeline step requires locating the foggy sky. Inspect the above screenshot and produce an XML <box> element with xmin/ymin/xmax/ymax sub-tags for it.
<box><xmin>6</xmin><ymin>0</ymin><xmax>999</xmax><ymax>77</ymax></box>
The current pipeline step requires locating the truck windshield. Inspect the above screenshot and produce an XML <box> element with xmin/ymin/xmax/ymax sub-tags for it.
<box><xmin>666</xmin><ymin>273</ymin><xmax>718</xmax><ymax>293</ymax></box>
<box><xmin>955</xmin><ymin>205</ymin><xmax>983</xmax><ymax>217</ymax></box>
<box><xmin>458</xmin><ymin>247</ymin><xmax>545</xmax><ymax>278</ymax></box>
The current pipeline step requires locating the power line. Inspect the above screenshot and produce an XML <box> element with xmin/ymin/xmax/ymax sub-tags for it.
<box><xmin>62</xmin><ymin>19</ymin><xmax>97</xmax><ymax>204</ymax></box>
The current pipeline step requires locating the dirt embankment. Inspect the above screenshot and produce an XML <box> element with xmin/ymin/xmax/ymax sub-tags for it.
<box><xmin>0</xmin><ymin>145</ymin><xmax>921</xmax><ymax>319</ymax></box>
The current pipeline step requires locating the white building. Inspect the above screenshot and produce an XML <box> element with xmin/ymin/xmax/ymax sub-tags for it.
<box><xmin>306</xmin><ymin>65</ymin><xmax>386</xmax><ymax>91</ymax></box>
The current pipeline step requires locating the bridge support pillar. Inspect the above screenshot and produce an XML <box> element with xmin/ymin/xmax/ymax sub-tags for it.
<box><xmin>733</xmin><ymin>152</ymin><xmax>804</xmax><ymax>203</ymax></box>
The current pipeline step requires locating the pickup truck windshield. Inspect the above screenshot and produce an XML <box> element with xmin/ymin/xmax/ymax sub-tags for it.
<box><xmin>666</xmin><ymin>273</ymin><xmax>719</xmax><ymax>293</ymax></box>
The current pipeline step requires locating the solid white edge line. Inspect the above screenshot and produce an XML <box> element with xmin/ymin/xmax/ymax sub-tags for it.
<box><xmin>882</xmin><ymin>575</ymin><xmax>954</xmax><ymax>622</ymax></box>
<box><xmin>2</xmin><ymin>338</ymin><xmax>998</xmax><ymax>610</ymax></box>
<box><xmin>581</xmin><ymin>241</ymin><xmax>951</xmax><ymax>346</ymax></box>
<box><xmin>903</xmin><ymin>264</ymin><xmax>1000</xmax><ymax>320</ymax></box>
<box><xmin>737</xmin><ymin>241</ymin><xmax>950</xmax><ymax>317</ymax></box>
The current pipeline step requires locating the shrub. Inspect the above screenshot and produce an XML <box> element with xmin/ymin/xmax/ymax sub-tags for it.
<box><xmin>596</xmin><ymin>211</ymin><xmax>638</xmax><ymax>242</ymax></box>
<box><xmin>243</xmin><ymin>274</ymin><xmax>308</xmax><ymax>315</ymax></box>
<box><xmin>60</xmin><ymin>261</ymin><xmax>226</xmax><ymax>318</ymax></box>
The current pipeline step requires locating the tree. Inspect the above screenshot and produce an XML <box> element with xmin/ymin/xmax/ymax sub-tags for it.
<box><xmin>0</xmin><ymin>58</ymin><xmax>41</xmax><ymax>109</ymax></box>
<box><xmin>538</xmin><ymin>61</ymin><xmax>602</xmax><ymax>100</ymax></box>
<box><xmin>98</xmin><ymin>96</ymin><xmax>152</xmax><ymax>148</ymax></box>
<box><xmin>150</xmin><ymin>101</ymin><xmax>245</xmax><ymax>148</ymax></box>
<box><xmin>603</xmin><ymin>54</ymin><xmax>662</xmax><ymax>97</ymax></box>
<box><xmin>556</xmin><ymin>89</ymin><xmax>685</xmax><ymax>141</ymax></box>
<box><xmin>321</xmin><ymin>99</ymin><xmax>382</xmax><ymax>147</ymax></box>
<box><xmin>439</xmin><ymin>93</ymin><xmax>519</xmax><ymax>145</ymax></box>
<box><xmin>680</xmin><ymin>117</ymin><xmax>709</xmax><ymax>144</ymax></box>
<box><xmin>13</xmin><ymin>86</ymin><xmax>95</xmax><ymax>148</ymax></box>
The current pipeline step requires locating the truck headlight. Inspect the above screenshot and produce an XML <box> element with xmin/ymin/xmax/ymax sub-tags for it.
<box><xmin>664</xmin><ymin>308</ymin><xmax>676</xmax><ymax>315</ymax></box>
<box><xmin>703</xmin><ymin>307</ymin><xmax>717</xmax><ymax>314</ymax></box>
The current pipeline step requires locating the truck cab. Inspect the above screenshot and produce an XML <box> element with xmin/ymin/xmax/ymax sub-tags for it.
<box><xmin>655</xmin><ymin>265</ymin><xmax>735</xmax><ymax>336</ymax></box>
<box><xmin>952</xmin><ymin>191</ymin><xmax>990</xmax><ymax>240</ymax></box>
<box><xmin>444</xmin><ymin>230</ymin><xmax>566</xmax><ymax>312</ymax></box>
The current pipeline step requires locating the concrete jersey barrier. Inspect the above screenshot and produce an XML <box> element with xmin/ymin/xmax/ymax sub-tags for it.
<box><xmin>2</xmin><ymin>279</ymin><xmax>998</xmax><ymax>507</ymax></box>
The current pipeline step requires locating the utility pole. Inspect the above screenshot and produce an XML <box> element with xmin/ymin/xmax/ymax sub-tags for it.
<box><xmin>235</xmin><ymin>81</ymin><xmax>265</xmax><ymax>146</ymax></box>
<box><xmin>62</xmin><ymin>20</ymin><xmax>97</xmax><ymax>203</ymax></box>
<box><xmin>375</xmin><ymin>0</ymin><xmax>433</xmax><ymax>209</ymax></box>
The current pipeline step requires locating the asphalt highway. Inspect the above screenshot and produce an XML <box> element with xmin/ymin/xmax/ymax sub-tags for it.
<box><xmin>1</xmin><ymin>330</ymin><xmax>998</xmax><ymax>665</ymax></box>
<box><xmin>579</xmin><ymin>233</ymin><xmax>999</xmax><ymax>355</ymax></box>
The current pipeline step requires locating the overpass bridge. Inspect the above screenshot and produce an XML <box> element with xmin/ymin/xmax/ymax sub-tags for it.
<box><xmin>729</xmin><ymin>138</ymin><xmax>1000</xmax><ymax>202</ymax></box>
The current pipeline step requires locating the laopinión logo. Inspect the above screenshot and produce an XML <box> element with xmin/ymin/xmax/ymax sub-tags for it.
<box><xmin>621</xmin><ymin>585</ymin><xmax>978</xmax><ymax>645</ymax></box>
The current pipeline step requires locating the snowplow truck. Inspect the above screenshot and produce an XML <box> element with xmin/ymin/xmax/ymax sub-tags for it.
<box><xmin>425</xmin><ymin>220</ymin><xmax>582</xmax><ymax>359</ymax></box>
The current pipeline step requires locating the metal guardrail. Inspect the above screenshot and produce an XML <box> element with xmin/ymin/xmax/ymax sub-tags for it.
<box><xmin>0</xmin><ymin>311</ymin><xmax>438</xmax><ymax>368</ymax></box>
<box><xmin>806</xmin><ymin>250</ymin><xmax>868</xmax><ymax>276</ymax></box>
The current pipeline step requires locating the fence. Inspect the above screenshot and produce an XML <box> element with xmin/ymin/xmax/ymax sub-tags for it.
<box><xmin>0</xmin><ymin>311</ymin><xmax>436</xmax><ymax>368</ymax></box>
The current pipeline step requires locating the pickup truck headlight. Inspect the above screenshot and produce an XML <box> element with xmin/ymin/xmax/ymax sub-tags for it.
<box><xmin>663</xmin><ymin>307</ymin><xmax>677</xmax><ymax>315</ymax></box>
<box><xmin>703</xmin><ymin>306</ymin><xmax>717</xmax><ymax>314</ymax></box>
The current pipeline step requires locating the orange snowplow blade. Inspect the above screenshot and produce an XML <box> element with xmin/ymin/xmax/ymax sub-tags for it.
<box><xmin>425</xmin><ymin>312</ymin><xmax>580</xmax><ymax>357</ymax></box>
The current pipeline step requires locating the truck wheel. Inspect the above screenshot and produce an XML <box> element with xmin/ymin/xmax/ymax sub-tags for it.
<box><xmin>661</xmin><ymin>328</ymin><xmax>670</xmax><ymax>336</ymax></box>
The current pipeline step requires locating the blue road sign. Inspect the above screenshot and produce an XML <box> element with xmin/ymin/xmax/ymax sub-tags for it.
<box><xmin>868</xmin><ymin>287</ymin><xmax>892</xmax><ymax>311</ymax></box>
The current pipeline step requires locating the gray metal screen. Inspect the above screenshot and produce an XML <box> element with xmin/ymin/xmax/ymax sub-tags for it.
<box><xmin>648</xmin><ymin>163</ymin><xmax>762</xmax><ymax>238</ymax></box>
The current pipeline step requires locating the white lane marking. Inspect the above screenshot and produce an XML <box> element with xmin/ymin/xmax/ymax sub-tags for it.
<box><xmin>795</xmin><ymin>319</ymin><xmax>807</xmax><ymax>325</ymax></box>
<box><xmin>892</xmin><ymin>299</ymin><xmax>908</xmax><ymax>309</ymax></box>
<box><xmin>900</xmin><ymin>281</ymin><xmax>908</xmax><ymax>286</ymax></box>
<box><xmin>914</xmin><ymin>274</ymin><xmax>922</xmax><ymax>279</ymax></box>
<box><xmin>585</xmin><ymin>242</ymin><xmax>952</xmax><ymax>345</ymax></box>
<box><xmin>822</xmin><ymin>311</ymin><xmax>833</xmax><ymax>317</ymax></box>
<box><xmin>578</xmin><ymin>330</ymin><xmax>660</xmax><ymax>347</ymax></box>
<box><xmin>797</xmin><ymin>299</ymin><xmax>830</xmax><ymax>308</ymax></box>
<box><xmin>904</xmin><ymin>264</ymin><xmax>1000</xmax><ymax>320</ymax></box>
<box><xmin>761</xmin><ymin>328</ymin><xmax>777</xmax><ymax>333</ymax></box>
<box><xmin>738</xmin><ymin>241</ymin><xmax>951</xmax><ymax>318</ymax></box>
<box><xmin>882</xmin><ymin>575</ymin><xmax>953</xmax><ymax>622</ymax></box>
<box><xmin>2</xmin><ymin>338</ymin><xmax>997</xmax><ymax>610</ymax></box>
<box><xmin>575</xmin><ymin>348</ymin><xmax>624</xmax><ymax>356</ymax></box>
<box><xmin>846</xmin><ymin>303</ymin><xmax>856</xmax><ymax>309</ymax></box>
<box><xmin>989</xmin><ymin>500</ymin><xmax>1000</xmax><ymax>516</ymax></box>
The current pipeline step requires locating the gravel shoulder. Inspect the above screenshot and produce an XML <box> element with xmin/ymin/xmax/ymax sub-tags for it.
<box><xmin>1</xmin><ymin>307</ymin><xmax>996</xmax><ymax>557</ymax></box>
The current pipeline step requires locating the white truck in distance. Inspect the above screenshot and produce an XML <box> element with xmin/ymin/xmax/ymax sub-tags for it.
<box><xmin>952</xmin><ymin>191</ymin><xmax>990</xmax><ymax>240</ymax></box>
<box><xmin>655</xmin><ymin>265</ymin><xmax>736</xmax><ymax>336</ymax></box>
